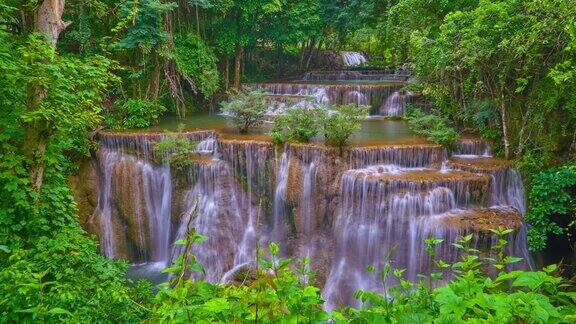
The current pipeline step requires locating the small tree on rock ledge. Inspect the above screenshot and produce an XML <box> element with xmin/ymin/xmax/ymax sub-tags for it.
<box><xmin>220</xmin><ymin>90</ymin><xmax>268</xmax><ymax>134</ymax></box>
<box><xmin>322</xmin><ymin>104</ymin><xmax>368</xmax><ymax>151</ymax></box>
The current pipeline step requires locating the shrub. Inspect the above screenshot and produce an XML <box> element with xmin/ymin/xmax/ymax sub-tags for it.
<box><xmin>322</xmin><ymin>104</ymin><xmax>368</xmax><ymax>149</ymax></box>
<box><xmin>153</xmin><ymin>133</ymin><xmax>197</xmax><ymax>169</ymax></box>
<box><xmin>270</xmin><ymin>106</ymin><xmax>324</xmax><ymax>144</ymax></box>
<box><xmin>220</xmin><ymin>90</ymin><xmax>268</xmax><ymax>134</ymax></box>
<box><xmin>114</xmin><ymin>98</ymin><xmax>166</xmax><ymax>129</ymax></box>
<box><xmin>147</xmin><ymin>227</ymin><xmax>576</xmax><ymax>323</ymax></box>
<box><xmin>335</xmin><ymin>230</ymin><xmax>576</xmax><ymax>322</ymax></box>
<box><xmin>150</xmin><ymin>221</ymin><xmax>328</xmax><ymax>323</ymax></box>
<box><xmin>525</xmin><ymin>163</ymin><xmax>576</xmax><ymax>251</ymax></box>
<box><xmin>0</xmin><ymin>229</ymin><xmax>151</xmax><ymax>322</ymax></box>
<box><xmin>406</xmin><ymin>105</ymin><xmax>458</xmax><ymax>148</ymax></box>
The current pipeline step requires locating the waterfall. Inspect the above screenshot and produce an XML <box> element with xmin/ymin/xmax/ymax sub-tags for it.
<box><xmin>489</xmin><ymin>167</ymin><xmax>526</xmax><ymax>214</ymax></box>
<box><xmin>218</xmin><ymin>140</ymin><xmax>274</xmax><ymax>269</ymax></box>
<box><xmin>380</xmin><ymin>91</ymin><xmax>413</xmax><ymax>116</ymax></box>
<box><xmin>322</xmin><ymin>167</ymin><xmax>477</xmax><ymax>309</ymax></box>
<box><xmin>171</xmin><ymin>162</ymin><xmax>245</xmax><ymax>282</ymax></box>
<box><xmin>303</xmin><ymin>70</ymin><xmax>410</xmax><ymax>82</ymax></box>
<box><xmin>341</xmin><ymin>51</ymin><xmax>367</xmax><ymax>66</ymax></box>
<box><xmin>142</xmin><ymin>163</ymin><xmax>172</xmax><ymax>264</ymax></box>
<box><xmin>271</xmin><ymin>152</ymin><xmax>289</xmax><ymax>244</ymax></box>
<box><xmin>246</xmin><ymin>83</ymin><xmax>402</xmax><ymax>115</ymax></box>
<box><xmin>85</xmin><ymin>76</ymin><xmax>532</xmax><ymax>309</ymax></box>
<box><xmin>91</xmin><ymin>148</ymin><xmax>172</xmax><ymax>263</ymax></box>
<box><xmin>349</xmin><ymin>145</ymin><xmax>446</xmax><ymax>168</ymax></box>
<box><xmin>93</xmin><ymin>149</ymin><xmax>117</xmax><ymax>258</ymax></box>
<box><xmin>300</xmin><ymin>161</ymin><xmax>317</xmax><ymax>257</ymax></box>
<box><xmin>454</xmin><ymin>138</ymin><xmax>493</xmax><ymax>157</ymax></box>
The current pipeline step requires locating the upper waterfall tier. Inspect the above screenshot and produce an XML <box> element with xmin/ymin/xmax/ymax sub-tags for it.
<box><xmin>454</xmin><ymin>137</ymin><xmax>493</xmax><ymax>157</ymax></box>
<box><xmin>349</xmin><ymin>144</ymin><xmax>445</xmax><ymax>168</ymax></box>
<box><xmin>342</xmin><ymin>167</ymin><xmax>491</xmax><ymax>210</ymax></box>
<box><xmin>98</xmin><ymin>130</ymin><xmax>216</xmax><ymax>159</ymax></box>
<box><xmin>303</xmin><ymin>70</ymin><xmax>410</xmax><ymax>82</ymax></box>
<box><xmin>341</xmin><ymin>51</ymin><xmax>367</xmax><ymax>66</ymax></box>
<box><xmin>246</xmin><ymin>82</ymin><xmax>406</xmax><ymax>115</ymax></box>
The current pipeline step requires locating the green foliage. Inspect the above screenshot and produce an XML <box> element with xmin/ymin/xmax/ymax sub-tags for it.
<box><xmin>115</xmin><ymin>0</ymin><xmax>177</xmax><ymax>50</ymax></box>
<box><xmin>153</xmin><ymin>133</ymin><xmax>198</xmax><ymax>169</ymax></box>
<box><xmin>337</xmin><ymin>230</ymin><xmax>576</xmax><ymax>323</ymax></box>
<box><xmin>270</xmin><ymin>107</ymin><xmax>323</xmax><ymax>144</ymax></box>
<box><xmin>525</xmin><ymin>163</ymin><xmax>576</xmax><ymax>251</ymax></box>
<box><xmin>0</xmin><ymin>31</ymin><xmax>117</xmax><ymax>242</ymax></box>
<box><xmin>150</xmin><ymin>227</ymin><xmax>328</xmax><ymax>322</ymax></box>
<box><xmin>393</xmin><ymin>0</ymin><xmax>576</xmax><ymax>160</ymax></box>
<box><xmin>220</xmin><ymin>90</ymin><xmax>268</xmax><ymax>134</ymax></box>
<box><xmin>112</xmin><ymin>98</ymin><xmax>166</xmax><ymax>129</ymax></box>
<box><xmin>406</xmin><ymin>105</ymin><xmax>459</xmax><ymax>148</ymax></box>
<box><xmin>17</xmin><ymin>33</ymin><xmax>117</xmax><ymax>139</ymax></box>
<box><xmin>0</xmin><ymin>229</ymin><xmax>151</xmax><ymax>322</ymax></box>
<box><xmin>173</xmin><ymin>33</ymin><xmax>220</xmax><ymax>98</ymax></box>
<box><xmin>322</xmin><ymin>104</ymin><xmax>368</xmax><ymax>149</ymax></box>
<box><xmin>0</xmin><ymin>27</ymin><xmax>150</xmax><ymax>323</ymax></box>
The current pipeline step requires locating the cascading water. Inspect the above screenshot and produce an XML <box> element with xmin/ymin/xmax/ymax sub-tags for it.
<box><xmin>303</xmin><ymin>69</ymin><xmax>410</xmax><ymax>82</ymax></box>
<box><xmin>271</xmin><ymin>152</ymin><xmax>289</xmax><ymax>245</ymax></box>
<box><xmin>91</xmin><ymin>148</ymin><xmax>172</xmax><ymax>263</ymax></box>
<box><xmin>247</xmin><ymin>82</ymin><xmax>402</xmax><ymax>115</ymax></box>
<box><xmin>142</xmin><ymin>163</ymin><xmax>172</xmax><ymax>264</ymax></box>
<box><xmin>349</xmin><ymin>145</ymin><xmax>446</xmax><ymax>168</ymax></box>
<box><xmin>489</xmin><ymin>167</ymin><xmax>526</xmax><ymax>214</ymax></box>
<box><xmin>82</xmin><ymin>70</ymin><xmax>533</xmax><ymax>310</ymax></box>
<box><xmin>341</xmin><ymin>51</ymin><xmax>367</xmax><ymax>66</ymax></box>
<box><xmin>380</xmin><ymin>90</ymin><xmax>413</xmax><ymax>116</ymax></box>
<box><xmin>454</xmin><ymin>138</ymin><xmax>493</xmax><ymax>157</ymax></box>
<box><xmin>171</xmin><ymin>161</ymin><xmax>246</xmax><ymax>282</ymax></box>
<box><xmin>93</xmin><ymin>149</ymin><xmax>117</xmax><ymax>258</ymax></box>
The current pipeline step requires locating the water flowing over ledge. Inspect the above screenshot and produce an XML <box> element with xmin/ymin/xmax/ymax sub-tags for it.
<box><xmin>71</xmin><ymin>129</ymin><xmax>531</xmax><ymax>308</ymax></box>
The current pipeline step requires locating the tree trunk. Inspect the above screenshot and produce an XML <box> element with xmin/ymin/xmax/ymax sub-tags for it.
<box><xmin>276</xmin><ymin>43</ymin><xmax>282</xmax><ymax>79</ymax></box>
<box><xmin>224</xmin><ymin>54</ymin><xmax>229</xmax><ymax>91</ymax></box>
<box><xmin>499</xmin><ymin>94</ymin><xmax>510</xmax><ymax>159</ymax></box>
<box><xmin>24</xmin><ymin>0</ymin><xmax>70</xmax><ymax>192</ymax></box>
<box><xmin>298</xmin><ymin>41</ymin><xmax>306</xmax><ymax>71</ymax></box>
<box><xmin>35</xmin><ymin>0</ymin><xmax>71</xmax><ymax>46</ymax></box>
<box><xmin>195</xmin><ymin>4</ymin><xmax>200</xmax><ymax>37</ymax></box>
<box><xmin>234</xmin><ymin>42</ymin><xmax>242</xmax><ymax>89</ymax></box>
<box><xmin>146</xmin><ymin>54</ymin><xmax>161</xmax><ymax>101</ymax></box>
<box><xmin>515</xmin><ymin>110</ymin><xmax>529</xmax><ymax>157</ymax></box>
<box><xmin>306</xmin><ymin>38</ymin><xmax>320</xmax><ymax>70</ymax></box>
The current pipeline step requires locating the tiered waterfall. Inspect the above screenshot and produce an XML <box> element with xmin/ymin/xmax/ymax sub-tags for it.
<box><xmin>74</xmin><ymin>69</ymin><xmax>532</xmax><ymax>309</ymax></box>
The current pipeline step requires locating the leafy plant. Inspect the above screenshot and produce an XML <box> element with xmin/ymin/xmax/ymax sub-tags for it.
<box><xmin>115</xmin><ymin>0</ymin><xmax>177</xmax><ymax>50</ymax></box>
<box><xmin>322</xmin><ymin>104</ymin><xmax>368</xmax><ymax>149</ymax></box>
<box><xmin>0</xmin><ymin>229</ymin><xmax>151</xmax><ymax>322</ymax></box>
<box><xmin>150</xmin><ymin>205</ymin><xmax>328</xmax><ymax>323</ymax></box>
<box><xmin>173</xmin><ymin>33</ymin><xmax>220</xmax><ymax>98</ymax></box>
<box><xmin>525</xmin><ymin>163</ymin><xmax>576</xmax><ymax>251</ymax></box>
<box><xmin>338</xmin><ymin>230</ymin><xmax>576</xmax><ymax>323</ymax></box>
<box><xmin>113</xmin><ymin>99</ymin><xmax>166</xmax><ymax>129</ymax></box>
<box><xmin>270</xmin><ymin>106</ymin><xmax>324</xmax><ymax>144</ymax></box>
<box><xmin>220</xmin><ymin>90</ymin><xmax>268</xmax><ymax>134</ymax></box>
<box><xmin>406</xmin><ymin>105</ymin><xmax>459</xmax><ymax>148</ymax></box>
<box><xmin>153</xmin><ymin>133</ymin><xmax>198</xmax><ymax>169</ymax></box>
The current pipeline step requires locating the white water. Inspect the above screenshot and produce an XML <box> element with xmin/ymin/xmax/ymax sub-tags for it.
<box><xmin>341</xmin><ymin>51</ymin><xmax>367</xmax><ymax>66</ymax></box>
<box><xmin>380</xmin><ymin>91</ymin><xmax>413</xmax><ymax>116</ymax></box>
<box><xmin>271</xmin><ymin>152</ymin><xmax>289</xmax><ymax>244</ymax></box>
<box><xmin>93</xmin><ymin>149</ymin><xmax>117</xmax><ymax>258</ymax></box>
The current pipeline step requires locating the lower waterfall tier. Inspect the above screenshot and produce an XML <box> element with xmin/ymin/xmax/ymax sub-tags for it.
<box><xmin>72</xmin><ymin>130</ymin><xmax>530</xmax><ymax>309</ymax></box>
